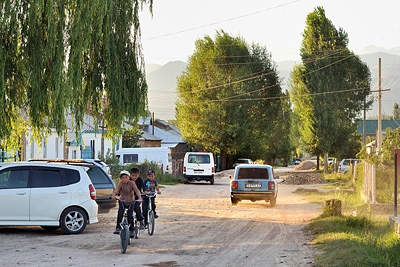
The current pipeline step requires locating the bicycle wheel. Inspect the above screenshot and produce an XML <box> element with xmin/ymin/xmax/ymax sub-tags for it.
<box><xmin>120</xmin><ymin>225</ymin><xmax>129</xmax><ymax>253</ymax></box>
<box><xmin>147</xmin><ymin>210</ymin><xmax>155</xmax><ymax>235</ymax></box>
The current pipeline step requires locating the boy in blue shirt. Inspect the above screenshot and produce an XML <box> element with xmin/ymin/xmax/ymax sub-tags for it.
<box><xmin>143</xmin><ymin>169</ymin><xmax>161</xmax><ymax>226</ymax></box>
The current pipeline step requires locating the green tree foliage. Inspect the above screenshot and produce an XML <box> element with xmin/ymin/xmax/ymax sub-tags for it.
<box><xmin>0</xmin><ymin>0</ymin><xmax>152</xmax><ymax>151</ymax></box>
<box><xmin>289</xmin><ymin>6</ymin><xmax>372</xmax><ymax>171</ymax></box>
<box><xmin>122</xmin><ymin>127</ymin><xmax>142</xmax><ymax>148</ymax></box>
<box><xmin>176</xmin><ymin>30</ymin><xmax>292</xmax><ymax>166</ymax></box>
<box><xmin>381</xmin><ymin>127</ymin><xmax>400</xmax><ymax>163</ymax></box>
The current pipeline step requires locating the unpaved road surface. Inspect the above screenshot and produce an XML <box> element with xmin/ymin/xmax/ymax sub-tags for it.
<box><xmin>0</xmin><ymin>169</ymin><xmax>322</xmax><ymax>266</ymax></box>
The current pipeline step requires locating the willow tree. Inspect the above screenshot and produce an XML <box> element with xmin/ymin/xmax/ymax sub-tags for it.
<box><xmin>289</xmin><ymin>6</ymin><xmax>372</xmax><ymax>172</ymax></box>
<box><xmin>176</xmin><ymin>31</ymin><xmax>289</xmax><ymax>169</ymax></box>
<box><xmin>0</xmin><ymin>0</ymin><xmax>152</xmax><ymax>152</ymax></box>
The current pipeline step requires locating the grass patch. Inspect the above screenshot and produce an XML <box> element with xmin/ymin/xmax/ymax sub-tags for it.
<box><xmin>300</xmin><ymin>165</ymin><xmax>400</xmax><ymax>266</ymax></box>
<box><xmin>309</xmin><ymin>215</ymin><xmax>400</xmax><ymax>266</ymax></box>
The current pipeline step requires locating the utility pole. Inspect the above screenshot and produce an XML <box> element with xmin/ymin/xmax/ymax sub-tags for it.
<box><xmin>363</xmin><ymin>99</ymin><xmax>366</xmax><ymax>144</ymax></box>
<box><xmin>377</xmin><ymin>58</ymin><xmax>382</xmax><ymax>152</ymax></box>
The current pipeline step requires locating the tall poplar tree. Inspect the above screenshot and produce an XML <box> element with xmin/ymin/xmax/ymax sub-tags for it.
<box><xmin>289</xmin><ymin>6</ymin><xmax>372</xmax><ymax>172</ymax></box>
<box><xmin>0</xmin><ymin>0</ymin><xmax>152</xmax><ymax>151</ymax></box>
<box><xmin>176</xmin><ymin>31</ymin><xmax>290</xmax><ymax>169</ymax></box>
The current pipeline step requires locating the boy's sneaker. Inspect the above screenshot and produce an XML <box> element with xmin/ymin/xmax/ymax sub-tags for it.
<box><xmin>140</xmin><ymin>221</ymin><xmax>145</xmax><ymax>230</ymax></box>
<box><xmin>113</xmin><ymin>227</ymin><xmax>121</xmax><ymax>234</ymax></box>
<box><xmin>155</xmin><ymin>214</ymin><xmax>159</xmax><ymax>218</ymax></box>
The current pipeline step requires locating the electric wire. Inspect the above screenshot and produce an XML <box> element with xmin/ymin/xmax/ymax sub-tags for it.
<box><xmin>144</xmin><ymin>0</ymin><xmax>302</xmax><ymax>41</ymax></box>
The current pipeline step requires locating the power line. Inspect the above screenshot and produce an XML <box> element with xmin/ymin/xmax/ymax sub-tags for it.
<box><xmin>144</xmin><ymin>0</ymin><xmax>302</xmax><ymax>41</ymax></box>
<box><xmin>200</xmin><ymin>87</ymin><xmax>370</xmax><ymax>103</ymax></box>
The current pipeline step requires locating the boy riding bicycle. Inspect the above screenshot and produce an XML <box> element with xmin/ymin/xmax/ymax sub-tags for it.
<box><xmin>112</xmin><ymin>170</ymin><xmax>142</xmax><ymax>237</ymax></box>
<box><xmin>143</xmin><ymin>169</ymin><xmax>161</xmax><ymax>226</ymax></box>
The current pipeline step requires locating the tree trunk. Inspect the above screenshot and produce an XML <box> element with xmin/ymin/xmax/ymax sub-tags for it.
<box><xmin>316</xmin><ymin>155</ymin><xmax>320</xmax><ymax>170</ymax></box>
<box><xmin>324</xmin><ymin>153</ymin><xmax>328</xmax><ymax>173</ymax></box>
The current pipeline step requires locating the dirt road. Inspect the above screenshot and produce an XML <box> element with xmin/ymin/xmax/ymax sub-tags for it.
<box><xmin>0</xmin><ymin>170</ymin><xmax>322</xmax><ymax>266</ymax></box>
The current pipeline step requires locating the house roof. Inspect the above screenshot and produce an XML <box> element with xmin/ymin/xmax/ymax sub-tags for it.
<box><xmin>139</xmin><ymin>131</ymin><xmax>162</xmax><ymax>141</ymax></box>
<box><xmin>144</xmin><ymin>125</ymin><xmax>183</xmax><ymax>144</ymax></box>
<box><xmin>356</xmin><ymin>120</ymin><xmax>400</xmax><ymax>135</ymax></box>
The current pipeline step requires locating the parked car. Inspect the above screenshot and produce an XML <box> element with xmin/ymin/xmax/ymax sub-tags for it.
<box><xmin>294</xmin><ymin>158</ymin><xmax>301</xmax><ymax>165</ymax></box>
<box><xmin>0</xmin><ymin>162</ymin><xmax>98</xmax><ymax>234</ymax></box>
<box><xmin>83</xmin><ymin>159</ymin><xmax>110</xmax><ymax>175</ymax></box>
<box><xmin>230</xmin><ymin>164</ymin><xmax>278</xmax><ymax>207</ymax></box>
<box><xmin>338</xmin><ymin>159</ymin><xmax>361</xmax><ymax>174</ymax></box>
<box><xmin>233</xmin><ymin>158</ymin><xmax>253</xmax><ymax>168</ymax></box>
<box><xmin>327</xmin><ymin>158</ymin><xmax>335</xmax><ymax>166</ymax></box>
<box><xmin>29</xmin><ymin>159</ymin><xmax>116</xmax><ymax>213</ymax></box>
<box><xmin>183</xmin><ymin>152</ymin><xmax>215</xmax><ymax>184</ymax></box>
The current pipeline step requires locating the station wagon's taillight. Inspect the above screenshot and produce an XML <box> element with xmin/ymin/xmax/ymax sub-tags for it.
<box><xmin>232</xmin><ymin>181</ymin><xmax>238</xmax><ymax>190</ymax></box>
<box><xmin>183</xmin><ymin>166</ymin><xmax>186</xmax><ymax>172</ymax></box>
<box><xmin>268</xmin><ymin>182</ymin><xmax>275</xmax><ymax>190</ymax></box>
<box><xmin>212</xmin><ymin>167</ymin><xmax>214</xmax><ymax>173</ymax></box>
<box><xmin>89</xmin><ymin>184</ymin><xmax>96</xmax><ymax>200</ymax></box>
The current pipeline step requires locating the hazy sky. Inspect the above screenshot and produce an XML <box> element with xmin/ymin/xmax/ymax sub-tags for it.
<box><xmin>139</xmin><ymin>0</ymin><xmax>400</xmax><ymax>65</ymax></box>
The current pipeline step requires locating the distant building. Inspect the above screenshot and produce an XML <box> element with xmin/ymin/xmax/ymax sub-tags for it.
<box><xmin>356</xmin><ymin>120</ymin><xmax>400</xmax><ymax>138</ymax></box>
<box><xmin>21</xmin><ymin>114</ymin><xmax>121</xmax><ymax>161</ymax></box>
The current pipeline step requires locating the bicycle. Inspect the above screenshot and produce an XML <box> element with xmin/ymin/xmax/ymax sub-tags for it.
<box><xmin>117</xmin><ymin>199</ymin><xmax>138</xmax><ymax>253</ymax></box>
<box><xmin>144</xmin><ymin>192</ymin><xmax>157</xmax><ymax>235</ymax></box>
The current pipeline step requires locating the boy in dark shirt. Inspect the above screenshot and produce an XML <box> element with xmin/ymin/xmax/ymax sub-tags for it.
<box><xmin>129</xmin><ymin>167</ymin><xmax>145</xmax><ymax>230</ymax></box>
<box><xmin>143</xmin><ymin>169</ymin><xmax>161</xmax><ymax>226</ymax></box>
<box><xmin>112</xmin><ymin>170</ymin><xmax>142</xmax><ymax>237</ymax></box>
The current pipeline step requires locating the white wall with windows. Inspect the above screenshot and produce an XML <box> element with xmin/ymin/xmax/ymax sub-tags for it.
<box><xmin>26</xmin><ymin>131</ymin><xmax>65</xmax><ymax>160</ymax></box>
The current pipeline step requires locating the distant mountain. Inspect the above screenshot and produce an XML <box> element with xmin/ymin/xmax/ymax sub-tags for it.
<box><xmin>145</xmin><ymin>50</ymin><xmax>400</xmax><ymax>121</ymax></box>
<box><xmin>145</xmin><ymin>63</ymin><xmax>162</xmax><ymax>74</ymax></box>
<box><xmin>359</xmin><ymin>46</ymin><xmax>400</xmax><ymax>57</ymax></box>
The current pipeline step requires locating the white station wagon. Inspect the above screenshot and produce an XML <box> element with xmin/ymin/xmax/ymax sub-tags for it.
<box><xmin>0</xmin><ymin>162</ymin><xmax>98</xmax><ymax>234</ymax></box>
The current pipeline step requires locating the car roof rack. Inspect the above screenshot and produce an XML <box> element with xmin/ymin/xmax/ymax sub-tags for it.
<box><xmin>28</xmin><ymin>158</ymin><xmax>95</xmax><ymax>165</ymax></box>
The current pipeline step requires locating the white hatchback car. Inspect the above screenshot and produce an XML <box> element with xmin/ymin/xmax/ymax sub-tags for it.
<box><xmin>0</xmin><ymin>162</ymin><xmax>98</xmax><ymax>234</ymax></box>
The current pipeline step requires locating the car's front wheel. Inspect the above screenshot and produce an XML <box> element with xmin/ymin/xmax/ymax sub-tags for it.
<box><xmin>60</xmin><ymin>207</ymin><xmax>87</xmax><ymax>234</ymax></box>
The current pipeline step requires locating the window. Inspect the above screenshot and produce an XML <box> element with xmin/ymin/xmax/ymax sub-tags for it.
<box><xmin>188</xmin><ymin>155</ymin><xmax>210</xmax><ymax>164</ymax></box>
<box><xmin>55</xmin><ymin>137</ymin><xmax>59</xmax><ymax>158</ymax></box>
<box><xmin>86</xmin><ymin>167</ymin><xmax>110</xmax><ymax>184</ymax></box>
<box><xmin>0</xmin><ymin>169</ymin><xmax>30</xmax><ymax>189</ymax></box>
<box><xmin>237</xmin><ymin>168</ymin><xmax>269</xmax><ymax>180</ymax></box>
<box><xmin>123</xmin><ymin>154</ymin><xmax>138</xmax><ymax>164</ymax></box>
<box><xmin>72</xmin><ymin>150</ymin><xmax>77</xmax><ymax>159</ymax></box>
<box><xmin>63</xmin><ymin>169</ymin><xmax>80</xmax><ymax>185</ymax></box>
<box><xmin>32</xmin><ymin>169</ymin><xmax>63</xmax><ymax>188</ymax></box>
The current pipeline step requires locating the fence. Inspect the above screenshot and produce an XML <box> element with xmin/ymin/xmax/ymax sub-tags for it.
<box><xmin>362</xmin><ymin>162</ymin><xmax>376</xmax><ymax>204</ymax></box>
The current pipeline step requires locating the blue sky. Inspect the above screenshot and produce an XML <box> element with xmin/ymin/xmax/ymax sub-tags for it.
<box><xmin>139</xmin><ymin>0</ymin><xmax>400</xmax><ymax>65</ymax></box>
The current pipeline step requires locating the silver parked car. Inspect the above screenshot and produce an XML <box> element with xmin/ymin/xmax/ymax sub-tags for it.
<box><xmin>233</xmin><ymin>158</ymin><xmax>253</xmax><ymax>168</ymax></box>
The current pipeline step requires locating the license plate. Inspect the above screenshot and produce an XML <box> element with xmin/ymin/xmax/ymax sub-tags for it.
<box><xmin>194</xmin><ymin>171</ymin><xmax>203</xmax><ymax>173</ymax></box>
<box><xmin>246</xmin><ymin>184</ymin><xmax>261</xmax><ymax>188</ymax></box>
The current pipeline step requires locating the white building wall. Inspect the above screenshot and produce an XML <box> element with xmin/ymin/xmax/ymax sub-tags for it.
<box><xmin>25</xmin><ymin>131</ymin><xmax>65</xmax><ymax>160</ymax></box>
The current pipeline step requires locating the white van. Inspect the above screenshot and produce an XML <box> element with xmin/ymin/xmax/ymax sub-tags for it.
<box><xmin>116</xmin><ymin>147</ymin><xmax>172</xmax><ymax>173</ymax></box>
<box><xmin>183</xmin><ymin>152</ymin><xmax>215</xmax><ymax>184</ymax></box>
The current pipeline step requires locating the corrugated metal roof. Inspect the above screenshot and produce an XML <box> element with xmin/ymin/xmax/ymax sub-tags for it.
<box><xmin>356</xmin><ymin>120</ymin><xmax>400</xmax><ymax>134</ymax></box>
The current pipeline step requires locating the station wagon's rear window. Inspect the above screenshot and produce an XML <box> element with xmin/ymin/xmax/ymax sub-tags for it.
<box><xmin>238</xmin><ymin>168</ymin><xmax>269</xmax><ymax>179</ymax></box>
